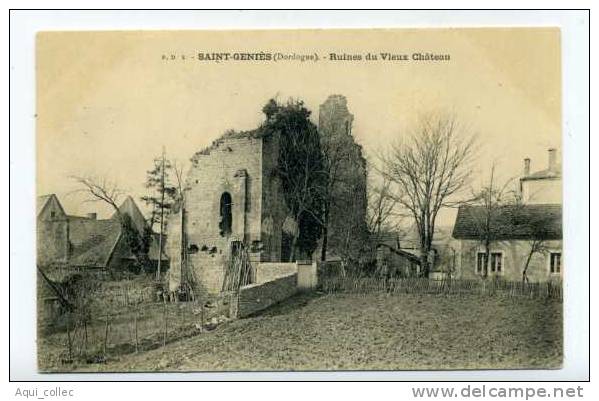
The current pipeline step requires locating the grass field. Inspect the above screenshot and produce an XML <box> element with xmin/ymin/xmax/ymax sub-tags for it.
<box><xmin>72</xmin><ymin>291</ymin><xmax>562</xmax><ymax>372</ymax></box>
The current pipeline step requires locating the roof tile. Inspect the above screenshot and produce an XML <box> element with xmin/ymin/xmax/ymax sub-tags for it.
<box><xmin>452</xmin><ymin>204</ymin><xmax>562</xmax><ymax>240</ymax></box>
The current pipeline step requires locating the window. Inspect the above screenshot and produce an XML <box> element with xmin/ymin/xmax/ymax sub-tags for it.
<box><xmin>476</xmin><ymin>253</ymin><xmax>486</xmax><ymax>274</ymax></box>
<box><xmin>490</xmin><ymin>253</ymin><xmax>502</xmax><ymax>273</ymax></box>
<box><xmin>50</xmin><ymin>211</ymin><xmax>56</xmax><ymax>218</ymax></box>
<box><xmin>476</xmin><ymin>252</ymin><xmax>502</xmax><ymax>274</ymax></box>
<box><xmin>219</xmin><ymin>192</ymin><xmax>232</xmax><ymax>236</ymax></box>
<box><xmin>550</xmin><ymin>252</ymin><xmax>561</xmax><ymax>274</ymax></box>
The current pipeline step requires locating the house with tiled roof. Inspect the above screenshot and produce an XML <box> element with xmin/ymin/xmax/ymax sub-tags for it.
<box><xmin>37</xmin><ymin>194</ymin><xmax>168</xmax><ymax>271</ymax></box>
<box><xmin>452</xmin><ymin>148</ymin><xmax>562</xmax><ymax>282</ymax></box>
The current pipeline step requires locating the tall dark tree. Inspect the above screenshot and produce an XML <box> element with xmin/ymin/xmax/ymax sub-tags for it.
<box><xmin>141</xmin><ymin>150</ymin><xmax>181</xmax><ymax>280</ymax></box>
<box><xmin>141</xmin><ymin>153</ymin><xmax>178</xmax><ymax>231</ymax></box>
<box><xmin>264</xmin><ymin>98</ymin><xmax>327</xmax><ymax>261</ymax></box>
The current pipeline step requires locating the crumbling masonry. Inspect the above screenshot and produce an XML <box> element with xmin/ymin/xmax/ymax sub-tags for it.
<box><xmin>167</xmin><ymin>95</ymin><xmax>367</xmax><ymax>297</ymax></box>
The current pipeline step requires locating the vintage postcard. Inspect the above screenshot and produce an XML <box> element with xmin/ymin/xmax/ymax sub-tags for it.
<box><xmin>36</xmin><ymin>28</ymin><xmax>562</xmax><ymax>372</ymax></box>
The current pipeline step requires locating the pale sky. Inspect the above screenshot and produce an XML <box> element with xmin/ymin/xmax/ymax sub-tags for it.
<box><xmin>37</xmin><ymin>28</ymin><xmax>561</xmax><ymax>226</ymax></box>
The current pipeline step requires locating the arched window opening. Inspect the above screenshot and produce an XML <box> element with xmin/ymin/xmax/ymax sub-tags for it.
<box><xmin>219</xmin><ymin>192</ymin><xmax>233</xmax><ymax>236</ymax></box>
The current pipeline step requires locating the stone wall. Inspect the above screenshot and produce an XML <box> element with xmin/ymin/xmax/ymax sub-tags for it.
<box><xmin>168</xmin><ymin>131</ymin><xmax>291</xmax><ymax>296</ymax></box>
<box><xmin>237</xmin><ymin>273</ymin><xmax>297</xmax><ymax>317</ymax></box>
<box><xmin>37</xmin><ymin>195</ymin><xmax>70</xmax><ymax>266</ymax></box>
<box><xmin>254</xmin><ymin>262</ymin><xmax>297</xmax><ymax>284</ymax></box>
<box><xmin>457</xmin><ymin>239</ymin><xmax>563</xmax><ymax>282</ymax></box>
<box><xmin>182</xmin><ymin>135</ymin><xmax>263</xmax><ymax>295</ymax></box>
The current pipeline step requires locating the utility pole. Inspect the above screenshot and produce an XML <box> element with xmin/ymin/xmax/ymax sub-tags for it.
<box><xmin>156</xmin><ymin>146</ymin><xmax>166</xmax><ymax>282</ymax></box>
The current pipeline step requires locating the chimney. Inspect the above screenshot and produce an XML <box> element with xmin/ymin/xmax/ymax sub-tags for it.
<box><xmin>523</xmin><ymin>158</ymin><xmax>531</xmax><ymax>176</ymax></box>
<box><xmin>548</xmin><ymin>148</ymin><xmax>557</xmax><ymax>171</ymax></box>
<box><xmin>87</xmin><ymin>213</ymin><xmax>97</xmax><ymax>220</ymax></box>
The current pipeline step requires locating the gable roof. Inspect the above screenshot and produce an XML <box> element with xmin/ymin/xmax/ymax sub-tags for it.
<box><xmin>37</xmin><ymin>194</ymin><xmax>66</xmax><ymax>218</ymax></box>
<box><xmin>68</xmin><ymin>218</ymin><xmax>122</xmax><ymax>267</ymax></box>
<box><xmin>371</xmin><ymin>231</ymin><xmax>400</xmax><ymax>249</ymax></box>
<box><xmin>37</xmin><ymin>195</ymin><xmax>52</xmax><ymax>215</ymax></box>
<box><xmin>112</xmin><ymin>196</ymin><xmax>147</xmax><ymax>233</ymax></box>
<box><xmin>377</xmin><ymin>243</ymin><xmax>421</xmax><ymax>264</ymax></box>
<box><xmin>452</xmin><ymin>204</ymin><xmax>562</xmax><ymax>241</ymax></box>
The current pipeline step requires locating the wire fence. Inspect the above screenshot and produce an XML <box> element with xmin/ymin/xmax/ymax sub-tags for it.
<box><xmin>38</xmin><ymin>294</ymin><xmax>235</xmax><ymax>370</ymax></box>
<box><xmin>318</xmin><ymin>275</ymin><xmax>563</xmax><ymax>300</ymax></box>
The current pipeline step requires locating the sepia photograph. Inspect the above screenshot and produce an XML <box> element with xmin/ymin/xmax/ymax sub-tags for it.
<box><xmin>34</xmin><ymin>27</ymin><xmax>565</xmax><ymax>373</ymax></box>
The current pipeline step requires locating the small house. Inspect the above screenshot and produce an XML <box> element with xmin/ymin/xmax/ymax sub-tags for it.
<box><xmin>373</xmin><ymin>232</ymin><xmax>421</xmax><ymax>277</ymax></box>
<box><xmin>37</xmin><ymin>194</ymin><xmax>168</xmax><ymax>271</ymax></box>
<box><xmin>452</xmin><ymin>148</ymin><xmax>562</xmax><ymax>282</ymax></box>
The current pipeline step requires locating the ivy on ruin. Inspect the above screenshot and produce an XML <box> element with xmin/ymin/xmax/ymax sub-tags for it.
<box><xmin>262</xmin><ymin>98</ymin><xmax>328</xmax><ymax>261</ymax></box>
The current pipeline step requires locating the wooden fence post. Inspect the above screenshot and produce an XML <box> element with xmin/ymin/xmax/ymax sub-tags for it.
<box><xmin>162</xmin><ymin>297</ymin><xmax>167</xmax><ymax>348</ymax></box>
<box><xmin>77</xmin><ymin>320</ymin><xmax>84</xmax><ymax>357</ymax></box>
<box><xmin>84</xmin><ymin>319</ymin><xmax>88</xmax><ymax>356</ymax></box>
<box><xmin>66</xmin><ymin>316</ymin><xmax>72</xmax><ymax>361</ymax></box>
<box><xmin>103</xmin><ymin>313</ymin><xmax>109</xmax><ymax>357</ymax></box>
<box><xmin>200</xmin><ymin>303</ymin><xmax>205</xmax><ymax>332</ymax></box>
<box><xmin>134</xmin><ymin>312</ymin><xmax>139</xmax><ymax>353</ymax></box>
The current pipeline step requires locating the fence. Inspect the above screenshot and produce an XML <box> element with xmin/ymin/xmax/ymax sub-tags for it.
<box><xmin>318</xmin><ymin>275</ymin><xmax>563</xmax><ymax>300</ymax></box>
<box><xmin>93</xmin><ymin>283</ymin><xmax>159</xmax><ymax>310</ymax></box>
<box><xmin>38</xmin><ymin>260</ymin><xmax>315</xmax><ymax>370</ymax></box>
<box><xmin>37</xmin><ymin>294</ymin><xmax>235</xmax><ymax>370</ymax></box>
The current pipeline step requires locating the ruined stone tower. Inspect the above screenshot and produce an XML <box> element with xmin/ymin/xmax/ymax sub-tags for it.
<box><xmin>167</xmin><ymin>95</ymin><xmax>369</xmax><ymax>297</ymax></box>
<box><xmin>317</xmin><ymin>95</ymin><xmax>368</xmax><ymax>260</ymax></box>
<box><xmin>166</xmin><ymin>128</ymin><xmax>292</xmax><ymax>296</ymax></box>
<box><xmin>319</xmin><ymin>95</ymin><xmax>355</xmax><ymax>138</ymax></box>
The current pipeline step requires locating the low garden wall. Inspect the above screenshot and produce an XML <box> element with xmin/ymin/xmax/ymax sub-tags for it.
<box><xmin>237</xmin><ymin>273</ymin><xmax>298</xmax><ymax>317</ymax></box>
<box><xmin>297</xmin><ymin>261</ymin><xmax>317</xmax><ymax>290</ymax></box>
<box><xmin>254</xmin><ymin>262</ymin><xmax>298</xmax><ymax>284</ymax></box>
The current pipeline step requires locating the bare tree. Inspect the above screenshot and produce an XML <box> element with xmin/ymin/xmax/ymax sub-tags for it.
<box><xmin>466</xmin><ymin>165</ymin><xmax>557</xmax><ymax>282</ymax></box>
<box><xmin>70</xmin><ymin>174</ymin><xmax>150</xmax><ymax>271</ymax></box>
<box><xmin>381</xmin><ymin>113</ymin><xmax>476</xmax><ymax>276</ymax></box>
<box><xmin>467</xmin><ymin>165</ymin><xmax>518</xmax><ymax>278</ymax></box>
<box><xmin>513</xmin><ymin>199</ymin><xmax>556</xmax><ymax>283</ymax></box>
<box><xmin>70</xmin><ymin>174</ymin><xmax>124</xmax><ymax>221</ymax></box>
<box><xmin>367</xmin><ymin>175</ymin><xmax>401</xmax><ymax>239</ymax></box>
<box><xmin>521</xmin><ymin>233</ymin><xmax>550</xmax><ymax>283</ymax></box>
<box><xmin>171</xmin><ymin>160</ymin><xmax>186</xmax><ymax>200</ymax></box>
